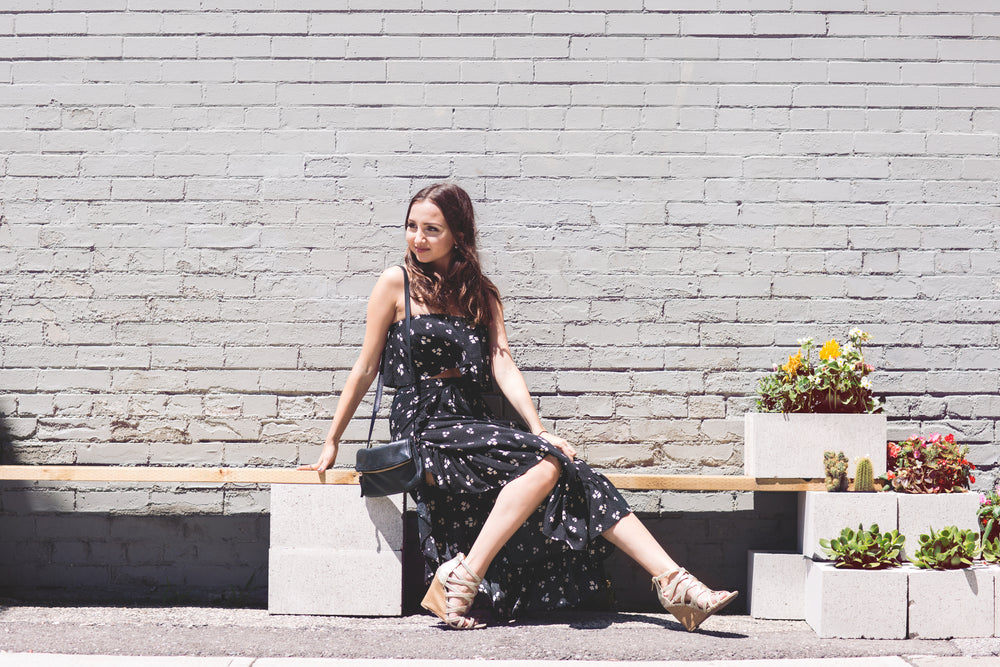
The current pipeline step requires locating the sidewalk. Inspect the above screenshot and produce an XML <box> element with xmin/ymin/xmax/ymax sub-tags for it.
<box><xmin>1</xmin><ymin>605</ymin><xmax>998</xmax><ymax>666</ymax></box>
<box><xmin>3</xmin><ymin>657</ymin><xmax>994</xmax><ymax>667</ymax></box>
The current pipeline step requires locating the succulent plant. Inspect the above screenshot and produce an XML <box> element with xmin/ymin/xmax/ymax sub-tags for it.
<box><xmin>819</xmin><ymin>523</ymin><xmax>905</xmax><ymax>569</ymax></box>
<box><xmin>910</xmin><ymin>526</ymin><xmax>978</xmax><ymax>570</ymax></box>
<box><xmin>981</xmin><ymin>536</ymin><xmax>1000</xmax><ymax>564</ymax></box>
<box><xmin>854</xmin><ymin>456</ymin><xmax>875</xmax><ymax>492</ymax></box>
<box><xmin>824</xmin><ymin>450</ymin><xmax>848</xmax><ymax>492</ymax></box>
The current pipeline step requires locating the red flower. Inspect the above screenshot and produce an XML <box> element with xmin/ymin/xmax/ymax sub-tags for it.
<box><xmin>971</xmin><ymin>475</ymin><xmax>976</xmax><ymax>484</ymax></box>
<box><xmin>886</xmin><ymin>471</ymin><xmax>895</xmax><ymax>480</ymax></box>
<box><xmin>945</xmin><ymin>433</ymin><xmax>955</xmax><ymax>443</ymax></box>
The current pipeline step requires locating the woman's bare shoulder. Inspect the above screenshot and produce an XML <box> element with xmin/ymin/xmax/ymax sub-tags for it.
<box><xmin>372</xmin><ymin>265</ymin><xmax>406</xmax><ymax>291</ymax></box>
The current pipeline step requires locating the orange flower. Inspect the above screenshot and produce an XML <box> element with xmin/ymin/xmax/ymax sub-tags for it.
<box><xmin>782</xmin><ymin>351</ymin><xmax>803</xmax><ymax>378</ymax></box>
<box><xmin>819</xmin><ymin>339</ymin><xmax>841</xmax><ymax>360</ymax></box>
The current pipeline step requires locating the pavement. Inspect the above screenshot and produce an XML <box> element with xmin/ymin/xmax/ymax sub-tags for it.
<box><xmin>1</xmin><ymin>604</ymin><xmax>999</xmax><ymax>666</ymax></box>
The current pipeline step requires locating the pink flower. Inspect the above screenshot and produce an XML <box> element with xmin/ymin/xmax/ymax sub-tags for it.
<box><xmin>982</xmin><ymin>493</ymin><xmax>988</xmax><ymax>504</ymax></box>
<box><xmin>929</xmin><ymin>433</ymin><xmax>941</xmax><ymax>443</ymax></box>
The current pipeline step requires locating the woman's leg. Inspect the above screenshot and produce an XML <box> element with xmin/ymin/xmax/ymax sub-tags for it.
<box><xmin>601</xmin><ymin>512</ymin><xmax>677</xmax><ymax>576</ymax></box>
<box><xmin>462</xmin><ymin>454</ymin><xmax>561</xmax><ymax>577</ymax></box>
<box><xmin>423</xmin><ymin>454</ymin><xmax>561</xmax><ymax>628</ymax></box>
<box><xmin>602</xmin><ymin>511</ymin><xmax>736</xmax><ymax>629</ymax></box>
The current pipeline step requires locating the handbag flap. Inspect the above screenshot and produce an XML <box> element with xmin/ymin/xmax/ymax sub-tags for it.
<box><xmin>355</xmin><ymin>439</ymin><xmax>413</xmax><ymax>473</ymax></box>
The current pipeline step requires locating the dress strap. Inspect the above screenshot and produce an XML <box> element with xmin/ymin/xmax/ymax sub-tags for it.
<box><xmin>366</xmin><ymin>266</ymin><xmax>414</xmax><ymax>447</ymax></box>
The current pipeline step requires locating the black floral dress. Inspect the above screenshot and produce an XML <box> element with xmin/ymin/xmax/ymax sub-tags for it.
<box><xmin>382</xmin><ymin>313</ymin><xmax>632</xmax><ymax>621</ymax></box>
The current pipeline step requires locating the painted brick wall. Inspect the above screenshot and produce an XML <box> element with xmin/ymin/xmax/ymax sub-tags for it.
<box><xmin>1</xmin><ymin>2</ymin><xmax>999</xmax><ymax>600</ymax></box>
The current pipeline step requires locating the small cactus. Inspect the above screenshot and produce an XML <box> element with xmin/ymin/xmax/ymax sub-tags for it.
<box><xmin>824</xmin><ymin>450</ymin><xmax>849</xmax><ymax>492</ymax></box>
<box><xmin>854</xmin><ymin>456</ymin><xmax>875</xmax><ymax>492</ymax></box>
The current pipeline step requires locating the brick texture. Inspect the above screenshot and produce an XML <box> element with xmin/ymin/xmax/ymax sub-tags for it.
<box><xmin>1</xmin><ymin>3</ymin><xmax>999</xmax><ymax>602</ymax></box>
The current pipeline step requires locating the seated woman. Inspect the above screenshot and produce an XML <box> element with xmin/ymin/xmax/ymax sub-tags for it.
<box><xmin>302</xmin><ymin>182</ymin><xmax>737</xmax><ymax>631</ymax></box>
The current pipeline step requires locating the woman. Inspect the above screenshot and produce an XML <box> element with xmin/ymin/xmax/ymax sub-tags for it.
<box><xmin>302</xmin><ymin>182</ymin><xmax>736</xmax><ymax>631</ymax></box>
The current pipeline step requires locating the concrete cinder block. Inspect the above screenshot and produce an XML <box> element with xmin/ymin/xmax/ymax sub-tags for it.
<box><xmin>744</xmin><ymin>413</ymin><xmax>887</xmax><ymax>479</ymax></box>
<box><xmin>268</xmin><ymin>547</ymin><xmax>403</xmax><ymax>616</ymax></box>
<box><xmin>909</xmin><ymin>565</ymin><xmax>995</xmax><ymax>639</ymax></box>
<box><xmin>896</xmin><ymin>492</ymin><xmax>982</xmax><ymax>560</ymax></box>
<box><xmin>804</xmin><ymin>561</ymin><xmax>908</xmax><ymax>639</ymax></box>
<box><xmin>747</xmin><ymin>551</ymin><xmax>808</xmax><ymax>620</ymax></box>
<box><xmin>798</xmin><ymin>491</ymin><xmax>899</xmax><ymax>560</ymax></box>
<box><xmin>270</xmin><ymin>484</ymin><xmax>405</xmax><ymax>552</ymax></box>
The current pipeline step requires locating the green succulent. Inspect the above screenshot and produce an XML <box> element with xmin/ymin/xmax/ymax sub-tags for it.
<box><xmin>980</xmin><ymin>536</ymin><xmax>1000</xmax><ymax>564</ymax></box>
<box><xmin>819</xmin><ymin>523</ymin><xmax>905</xmax><ymax>569</ymax></box>
<box><xmin>910</xmin><ymin>526</ymin><xmax>978</xmax><ymax>570</ymax></box>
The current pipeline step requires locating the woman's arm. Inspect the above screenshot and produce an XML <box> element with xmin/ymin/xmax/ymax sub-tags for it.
<box><xmin>487</xmin><ymin>298</ymin><xmax>577</xmax><ymax>460</ymax></box>
<box><xmin>299</xmin><ymin>267</ymin><xmax>403</xmax><ymax>472</ymax></box>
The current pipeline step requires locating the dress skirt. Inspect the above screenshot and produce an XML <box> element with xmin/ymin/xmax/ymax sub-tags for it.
<box><xmin>389</xmin><ymin>375</ymin><xmax>632</xmax><ymax>621</ymax></box>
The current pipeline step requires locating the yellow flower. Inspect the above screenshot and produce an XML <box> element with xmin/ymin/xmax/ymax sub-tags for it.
<box><xmin>819</xmin><ymin>339</ymin><xmax>841</xmax><ymax>360</ymax></box>
<box><xmin>782</xmin><ymin>351</ymin><xmax>803</xmax><ymax>378</ymax></box>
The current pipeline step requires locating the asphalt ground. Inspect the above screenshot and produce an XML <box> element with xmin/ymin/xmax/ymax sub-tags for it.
<box><xmin>2</xmin><ymin>604</ymin><xmax>1000</xmax><ymax>664</ymax></box>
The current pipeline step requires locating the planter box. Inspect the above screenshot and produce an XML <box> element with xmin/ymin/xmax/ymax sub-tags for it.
<box><xmin>908</xmin><ymin>565</ymin><xmax>995</xmax><ymax>639</ymax></box>
<box><xmin>804</xmin><ymin>561</ymin><xmax>908</xmax><ymax>639</ymax></box>
<box><xmin>896</xmin><ymin>492</ymin><xmax>982</xmax><ymax>560</ymax></box>
<box><xmin>747</xmin><ymin>551</ymin><xmax>808</xmax><ymax>620</ymax></box>
<box><xmin>798</xmin><ymin>491</ymin><xmax>898</xmax><ymax>560</ymax></box>
<box><xmin>744</xmin><ymin>413</ymin><xmax>887</xmax><ymax>479</ymax></box>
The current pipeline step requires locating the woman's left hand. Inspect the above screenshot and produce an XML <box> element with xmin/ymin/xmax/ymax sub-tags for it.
<box><xmin>539</xmin><ymin>431</ymin><xmax>576</xmax><ymax>461</ymax></box>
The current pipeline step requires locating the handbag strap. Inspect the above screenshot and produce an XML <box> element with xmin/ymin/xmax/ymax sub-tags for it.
<box><xmin>365</xmin><ymin>266</ymin><xmax>414</xmax><ymax>448</ymax></box>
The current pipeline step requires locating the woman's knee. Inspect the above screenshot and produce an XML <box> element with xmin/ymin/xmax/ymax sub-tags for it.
<box><xmin>537</xmin><ymin>454</ymin><xmax>561</xmax><ymax>485</ymax></box>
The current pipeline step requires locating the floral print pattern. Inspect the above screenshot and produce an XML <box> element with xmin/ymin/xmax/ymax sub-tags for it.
<box><xmin>383</xmin><ymin>314</ymin><xmax>631</xmax><ymax>620</ymax></box>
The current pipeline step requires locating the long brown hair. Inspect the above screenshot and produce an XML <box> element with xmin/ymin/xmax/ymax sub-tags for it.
<box><xmin>403</xmin><ymin>182</ymin><xmax>501</xmax><ymax>329</ymax></box>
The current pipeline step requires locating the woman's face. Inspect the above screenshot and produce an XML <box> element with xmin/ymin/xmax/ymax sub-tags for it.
<box><xmin>406</xmin><ymin>199</ymin><xmax>456</xmax><ymax>271</ymax></box>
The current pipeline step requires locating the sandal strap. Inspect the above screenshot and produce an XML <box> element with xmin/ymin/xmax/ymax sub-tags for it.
<box><xmin>444</xmin><ymin>555</ymin><xmax>482</xmax><ymax>616</ymax></box>
<box><xmin>653</xmin><ymin>568</ymin><xmax>715</xmax><ymax>611</ymax></box>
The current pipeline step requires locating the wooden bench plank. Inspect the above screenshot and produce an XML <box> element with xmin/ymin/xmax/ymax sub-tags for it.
<box><xmin>0</xmin><ymin>465</ymin><xmax>358</xmax><ymax>485</ymax></box>
<box><xmin>0</xmin><ymin>465</ymin><xmax>823</xmax><ymax>491</ymax></box>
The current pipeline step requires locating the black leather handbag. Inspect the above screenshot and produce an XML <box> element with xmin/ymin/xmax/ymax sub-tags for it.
<box><xmin>355</xmin><ymin>268</ymin><xmax>424</xmax><ymax>497</ymax></box>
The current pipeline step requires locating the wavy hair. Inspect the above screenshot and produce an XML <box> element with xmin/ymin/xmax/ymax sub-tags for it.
<box><xmin>403</xmin><ymin>183</ymin><xmax>501</xmax><ymax>329</ymax></box>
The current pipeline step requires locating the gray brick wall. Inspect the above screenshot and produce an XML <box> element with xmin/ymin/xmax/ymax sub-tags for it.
<box><xmin>1</xmin><ymin>2</ymin><xmax>999</xmax><ymax>601</ymax></box>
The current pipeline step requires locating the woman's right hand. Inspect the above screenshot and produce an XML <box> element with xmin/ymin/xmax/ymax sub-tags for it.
<box><xmin>298</xmin><ymin>438</ymin><xmax>338</xmax><ymax>472</ymax></box>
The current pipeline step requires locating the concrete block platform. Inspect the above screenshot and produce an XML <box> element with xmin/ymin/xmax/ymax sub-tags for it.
<box><xmin>908</xmin><ymin>565</ymin><xmax>995</xmax><ymax>639</ymax></box>
<box><xmin>747</xmin><ymin>551</ymin><xmax>808</xmax><ymax>620</ymax></box>
<box><xmin>798</xmin><ymin>491</ymin><xmax>898</xmax><ymax>561</ymax></box>
<box><xmin>744</xmin><ymin>413</ymin><xmax>887</xmax><ymax>479</ymax></box>
<box><xmin>897</xmin><ymin>492</ymin><xmax>981</xmax><ymax>561</ymax></box>
<box><xmin>268</xmin><ymin>484</ymin><xmax>405</xmax><ymax>616</ymax></box>
<box><xmin>804</xmin><ymin>560</ymin><xmax>908</xmax><ymax>639</ymax></box>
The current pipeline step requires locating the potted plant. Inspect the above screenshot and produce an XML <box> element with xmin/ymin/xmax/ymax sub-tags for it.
<box><xmin>885</xmin><ymin>433</ymin><xmax>975</xmax><ymax>494</ymax></box>
<box><xmin>819</xmin><ymin>523</ymin><xmax>905</xmax><ymax>569</ymax></box>
<box><xmin>978</xmin><ymin>486</ymin><xmax>1000</xmax><ymax>542</ymax></box>
<box><xmin>745</xmin><ymin>329</ymin><xmax>887</xmax><ymax>478</ymax></box>
<box><xmin>805</xmin><ymin>523</ymin><xmax>908</xmax><ymax>638</ymax></box>
<box><xmin>884</xmin><ymin>433</ymin><xmax>980</xmax><ymax>559</ymax></box>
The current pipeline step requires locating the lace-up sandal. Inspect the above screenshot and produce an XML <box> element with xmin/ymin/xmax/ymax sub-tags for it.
<box><xmin>420</xmin><ymin>553</ymin><xmax>486</xmax><ymax>630</ymax></box>
<box><xmin>652</xmin><ymin>567</ymin><xmax>738</xmax><ymax>632</ymax></box>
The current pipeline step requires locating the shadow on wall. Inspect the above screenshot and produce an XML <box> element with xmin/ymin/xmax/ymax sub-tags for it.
<box><xmin>0</xmin><ymin>511</ymin><xmax>269</xmax><ymax>607</ymax></box>
<box><xmin>0</xmin><ymin>413</ymin><xmax>13</xmax><ymax>464</ymax></box>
